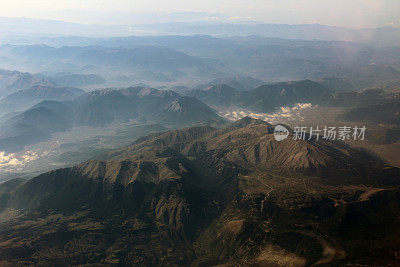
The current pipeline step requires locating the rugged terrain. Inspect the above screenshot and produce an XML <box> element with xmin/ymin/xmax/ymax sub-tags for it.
<box><xmin>0</xmin><ymin>117</ymin><xmax>399</xmax><ymax>265</ymax></box>
<box><xmin>0</xmin><ymin>86</ymin><xmax>224</xmax><ymax>152</ymax></box>
<box><xmin>186</xmin><ymin>80</ymin><xmax>332</xmax><ymax>112</ymax></box>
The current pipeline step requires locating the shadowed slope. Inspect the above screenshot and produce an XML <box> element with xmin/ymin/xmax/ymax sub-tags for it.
<box><xmin>0</xmin><ymin>117</ymin><xmax>399</xmax><ymax>265</ymax></box>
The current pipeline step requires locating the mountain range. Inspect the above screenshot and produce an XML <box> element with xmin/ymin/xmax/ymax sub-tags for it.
<box><xmin>1</xmin><ymin>17</ymin><xmax>400</xmax><ymax>47</ymax></box>
<box><xmin>2</xmin><ymin>78</ymin><xmax>399</xmax><ymax>153</ymax></box>
<box><xmin>0</xmin><ymin>68</ymin><xmax>105</xmax><ymax>103</ymax></box>
<box><xmin>187</xmin><ymin>79</ymin><xmax>332</xmax><ymax>112</ymax></box>
<box><xmin>4</xmin><ymin>78</ymin><xmax>399</xmax><ymax>153</ymax></box>
<box><xmin>0</xmin><ymin>85</ymin><xmax>84</xmax><ymax>114</ymax></box>
<box><xmin>0</xmin><ymin>86</ymin><xmax>224</xmax><ymax>152</ymax></box>
<box><xmin>0</xmin><ymin>101</ymin><xmax>73</xmax><ymax>151</ymax></box>
<box><xmin>333</xmin><ymin>82</ymin><xmax>400</xmax><ymax>126</ymax></box>
<box><xmin>0</xmin><ymin>117</ymin><xmax>398</xmax><ymax>265</ymax></box>
<box><xmin>0</xmin><ymin>69</ymin><xmax>54</xmax><ymax>98</ymax></box>
<box><xmin>1</xmin><ymin>16</ymin><xmax>399</xmax><ymax>266</ymax></box>
<box><xmin>1</xmin><ymin>36</ymin><xmax>400</xmax><ymax>89</ymax></box>
<box><xmin>39</xmin><ymin>72</ymin><xmax>106</xmax><ymax>87</ymax></box>
<box><xmin>0</xmin><ymin>45</ymin><xmax>219</xmax><ymax>81</ymax></box>
<box><xmin>150</xmin><ymin>96</ymin><xmax>222</xmax><ymax>125</ymax></box>
<box><xmin>193</xmin><ymin>75</ymin><xmax>265</xmax><ymax>91</ymax></box>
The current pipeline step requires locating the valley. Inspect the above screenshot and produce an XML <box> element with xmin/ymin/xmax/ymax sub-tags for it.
<box><xmin>0</xmin><ymin>8</ymin><xmax>399</xmax><ymax>265</ymax></box>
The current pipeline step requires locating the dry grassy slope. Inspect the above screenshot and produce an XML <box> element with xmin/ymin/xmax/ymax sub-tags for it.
<box><xmin>0</xmin><ymin>117</ymin><xmax>399</xmax><ymax>265</ymax></box>
<box><xmin>100</xmin><ymin>116</ymin><xmax>393</xmax><ymax>184</ymax></box>
<box><xmin>295</xmin><ymin>105</ymin><xmax>400</xmax><ymax>168</ymax></box>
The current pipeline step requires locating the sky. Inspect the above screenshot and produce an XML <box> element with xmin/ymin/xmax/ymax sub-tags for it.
<box><xmin>0</xmin><ymin>0</ymin><xmax>399</xmax><ymax>28</ymax></box>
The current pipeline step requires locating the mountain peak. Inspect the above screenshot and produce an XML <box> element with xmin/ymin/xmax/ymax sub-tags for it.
<box><xmin>164</xmin><ymin>96</ymin><xmax>216</xmax><ymax>114</ymax></box>
<box><xmin>152</xmin><ymin>96</ymin><xmax>223</xmax><ymax>125</ymax></box>
<box><xmin>204</xmin><ymin>84</ymin><xmax>236</xmax><ymax>92</ymax></box>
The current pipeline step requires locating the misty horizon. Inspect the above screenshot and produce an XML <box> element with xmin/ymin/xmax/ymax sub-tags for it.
<box><xmin>1</xmin><ymin>0</ymin><xmax>399</xmax><ymax>28</ymax></box>
<box><xmin>0</xmin><ymin>1</ymin><xmax>400</xmax><ymax>265</ymax></box>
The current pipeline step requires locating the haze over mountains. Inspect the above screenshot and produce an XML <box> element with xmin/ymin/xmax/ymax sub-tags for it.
<box><xmin>1</xmin><ymin>35</ymin><xmax>400</xmax><ymax>90</ymax></box>
<box><xmin>2</xmin><ymin>16</ymin><xmax>400</xmax><ymax>47</ymax></box>
<box><xmin>0</xmin><ymin>69</ymin><xmax>101</xmax><ymax>99</ymax></box>
<box><xmin>187</xmin><ymin>80</ymin><xmax>332</xmax><ymax>112</ymax></box>
<box><xmin>0</xmin><ymin>101</ymin><xmax>73</xmax><ymax>151</ymax></box>
<box><xmin>0</xmin><ymin>85</ymin><xmax>84</xmax><ymax>115</ymax></box>
<box><xmin>0</xmin><ymin>10</ymin><xmax>399</xmax><ymax>265</ymax></box>
<box><xmin>0</xmin><ymin>86</ymin><xmax>225</xmax><ymax>152</ymax></box>
<box><xmin>40</xmin><ymin>72</ymin><xmax>106</xmax><ymax>87</ymax></box>
<box><xmin>1</xmin><ymin>76</ymin><xmax>399</xmax><ymax>154</ymax></box>
<box><xmin>0</xmin><ymin>69</ymin><xmax>55</xmax><ymax>98</ymax></box>
<box><xmin>193</xmin><ymin>75</ymin><xmax>265</xmax><ymax>91</ymax></box>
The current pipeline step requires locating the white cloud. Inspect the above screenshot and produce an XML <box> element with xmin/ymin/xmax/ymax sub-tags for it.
<box><xmin>220</xmin><ymin>103</ymin><xmax>315</xmax><ymax>124</ymax></box>
<box><xmin>0</xmin><ymin>151</ymin><xmax>21</xmax><ymax>167</ymax></box>
<box><xmin>0</xmin><ymin>150</ymin><xmax>43</xmax><ymax>172</ymax></box>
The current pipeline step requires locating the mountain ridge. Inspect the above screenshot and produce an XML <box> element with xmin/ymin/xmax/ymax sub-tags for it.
<box><xmin>0</xmin><ymin>117</ymin><xmax>399</xmax><ymax>265</ymax></box>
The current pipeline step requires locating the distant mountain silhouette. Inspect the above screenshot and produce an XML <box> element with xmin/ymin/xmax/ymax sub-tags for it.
<box><xmin>0</xmin><ymin>101</ymin><xmax>72</xmax><ymax>151</ymax></box>
<box><xmin>151</xmin><ymin>96</ymin><xmax>224</xmax><ymax>125</ymax></box>
<box><xmin>74</xmin><ymin>89</ymin><xmax>138</xmax><ymax>127</ymax></box>
<box><xmin>2</xmin><ymin>39</ymin><xmax>400</xmax><ymax>87</ymax></box>
<box><xmin>0</xmin><ymin>86</ymin><xmax>224</xmax><ymax>151</ymax></box>
<box><xmin>333</xmin><ymin>81</ymin><xmax>400</xmax><ymax>126</ymax></box>
<box><xmin>42</xmin><ymin>72</ymin><xmax>106</xmax><ymax>87</ymax></box>
<box><xmin>2</xmin><ymin>18</ymin><xmax>400</xmax><ymax>46</ymax></box>
<box><xmin>194</xmin><ymin>76</ymin><xmax>265</xmax><ymax>91</ymax></box>
<box><xmin>119</xmin><ymin>86</ymin><xmax>181</xmax><ymax>116</ymax></box>
<box><xmin>318</xmin><ymin>77</ymin><xmax>354</xmax><ymax>91</ymax></box>
<box><xmin>0</xmin><ymin>45</ymin><xmax>219</xmax><ymax>80</ymax></box>
<box><xmin>186</xmin><ymin>84</ymin><xmax>240</xmax><ymax>108</ymax></box>
<box><xmin>0</xmin><ymin>85</ymin><xmax>84</xmax><ymax>114</ymax></box>
<box><xmin>187</xmin><ymin>80</ymin><xmax>332</xmax><ymax>111</ymax></box>
<box><xmin>0</xmin><ymin>69</ymin><xmax>54</xmax><ymax>98</ymax></box>
<box><xmin>245</xmin><ymin>80</ymin><xmax>332</xmax><ymax>112</ymax></box>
